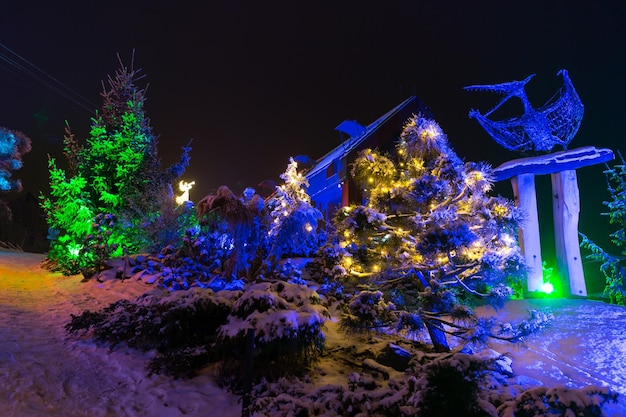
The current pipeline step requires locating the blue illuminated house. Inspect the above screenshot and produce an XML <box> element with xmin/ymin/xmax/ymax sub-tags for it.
<box><xmin>305</xmin><ymin>96</ymin><xmax>429</xmax><ymax>223</ymax></box>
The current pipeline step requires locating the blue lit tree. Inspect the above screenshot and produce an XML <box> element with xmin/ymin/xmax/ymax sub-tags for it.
<box><xmin>0</xmin><ymin>127</ymin><xmax>31</xmax><ymax>221</ymax></box>
<box><xmin>333</xmin><ymin>114</ymin><xmax>526</xmax><ymax>351</ymax></box>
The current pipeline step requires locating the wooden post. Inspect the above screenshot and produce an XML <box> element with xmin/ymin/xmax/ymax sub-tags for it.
<box><xmin>511</xmin><ymin>173</ymin><xmax>544</xmax><ymax>293</ymax></box>
<box><xmin>494</xmin><ymin>147</ymin><xmax>614</xmax><ymax>298</ymax></box>
<box><xmin>552</xmin><ymin>170</ymin><xmax>587</xmax><ymax>297</ymax></box>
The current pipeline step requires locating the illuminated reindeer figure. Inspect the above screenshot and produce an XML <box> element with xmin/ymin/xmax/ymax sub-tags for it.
<box><xmin>175</xmin><ymin>180</ymin><xmax>195</xmax><ymax>205</ymax></box>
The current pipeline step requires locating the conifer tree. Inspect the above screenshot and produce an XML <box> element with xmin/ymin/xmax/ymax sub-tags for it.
<box><xmin>268</xmin><ymin>158</ymin><xmax>323</xmax><ymax>260</ymax></box>
<box><xmin>0</xmin><ymin>127</ymin><xmax>31</xmax><ymax>221</ymax></box>
<box><xmin>41</xmin><ymin>56</ymin><xmax>191</xmax><ymax>274</ymax></box>
<box><xmin>581</xmin><ymin>153</ymin><xmax>626</xmax><ymax>305</ymax></box>
<box><xmin>334</xmin><ymin>114</ymin><xmax>525</xmax><ymax>351</ymax></box>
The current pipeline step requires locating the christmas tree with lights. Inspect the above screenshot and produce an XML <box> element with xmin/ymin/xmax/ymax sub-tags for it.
<box><xmin>334</xmin><ymin>114</ymin><xmax>525</xmax><ymax>351</ymax></box>
<box><xmin>268</xmin><ymin>158</ymin><xmax>323</xmax><ymax>260</ymax></box>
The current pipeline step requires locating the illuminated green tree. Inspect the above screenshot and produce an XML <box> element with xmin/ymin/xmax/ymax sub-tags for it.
<box><xmin>41</xmin><ymin>59</ymin><xmax>190</xmax><ymax>274</ymax></box>
<box><xmin>334</xmin><ymin>114</ymin><xmax>525</xmax><ymax>351</ymax></box>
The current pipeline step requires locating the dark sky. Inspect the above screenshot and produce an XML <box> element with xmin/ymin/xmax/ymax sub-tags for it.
<box><xmin>2</xmin><ymin>1</ymin><xmax>626</xmax><ymax>251</ymax></box>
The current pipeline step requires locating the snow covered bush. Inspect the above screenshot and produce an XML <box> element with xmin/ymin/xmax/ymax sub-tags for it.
<box><xmin>266</xmin><ymin>258</ymin><xmax>306</xmax><ymax>284</ymax></box>
<box><xmin>153</xmin><ymin>225</ymin><xmax>237</xmax><ymax>290</ymax></box>
<box><xmin>66</xmin><ymin>281</ymin><xmax>329</xmax><ymax>381</ymax></box>
<box><xmin>497</xmin><ymin>385</ymin><xmax>618</xmax><ymax>417</ymax></box>
<box><xmin>216</xmin><ymin>281</ymin><xmax>329</xmax><ymax>384</ymax></box>
<box><xmin>248</xmin><ymin>352</ymin><xmax>502</xmax><ymax>416</ymax></box>
<box><xmin>247</xmin><ymin>351</ymin><xmax>618</xmax><ymax>417</ymax></box>
<box><xmin>412</xmin><ymin>353</ymin><xmax>499</xmax><ymax>417</ymax></box>
<box><xmin>66</xmin><ymin>287</ymin><xmax>236</xmax><ymax>377</ymax></box>
<box><xmin>340</xmin><ymin>290</ymin><xmax>397</xmax><ymax>332</ymax></box>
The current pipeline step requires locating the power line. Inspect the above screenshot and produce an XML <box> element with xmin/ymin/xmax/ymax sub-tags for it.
<box><xmin>0</xmin><ymin>43</ymin><xmax>98</xmax><ymax>114</ymax></box>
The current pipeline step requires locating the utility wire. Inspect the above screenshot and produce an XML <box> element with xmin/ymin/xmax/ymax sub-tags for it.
<box><xmin>0</xmin><ymin>43</ymin><xmax>98</xmax><ymax>114</ymax></box>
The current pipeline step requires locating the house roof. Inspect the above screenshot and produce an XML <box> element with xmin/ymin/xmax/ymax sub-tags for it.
<box><xmin>305</xmin><ymin>96</ymin><xmax>418</xmax><ymax>179</ymax></box>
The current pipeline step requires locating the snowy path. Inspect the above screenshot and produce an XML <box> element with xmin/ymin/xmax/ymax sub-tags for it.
<box><xmin>482</xmin><ymin>298</ymin><xmax>626</xmax><ymax>395</ymax></box>
<box><xmin>0</xmin><ymin>250</ymin><xmax>241</xmax><ymax>417</ymax></box>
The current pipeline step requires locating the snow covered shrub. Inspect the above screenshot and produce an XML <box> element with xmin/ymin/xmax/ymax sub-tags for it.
<box><xmin>248</xmin><ymin>353</ymin><xmax>510</xmax><ymax>416</ymax></box>
<box><xmin>414</xmin><ymin>353</ymin><xmax>497</xmax><ymax>417</ymax></box>
<box><xmin>496</xmin><ymin>385</ymin><xmax>618</xmax><ymax>417</ymax></box>
<box><xmin>340</xmin><ymin>290</ymin><xmax>397</xmax><ymax>332</ymax></box>
<box><xmin>66</xmin><ymin>288</ymin><xmax>236</xmax><ymax>377</ymax></box>
<box><xmin>216</xmin><ymin>281</ymin><xmax>329</xmax><ymax>384</ymax></box>
<box><xmin>154</xmin><ymin>226</ymin><xmax>236</xmax><ymax>289</ymax></box>
<box><xmin>267</xmin><ymin>258</ymin><xmax>306</xmax><ymax>284</ymax></box>
<box><xmin>307</xmin><ymin>241</ymin><xmax>350</xmax><ymax>280</ymax></box>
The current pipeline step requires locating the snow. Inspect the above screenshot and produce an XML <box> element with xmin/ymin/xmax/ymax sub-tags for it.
<box><xmin>0</xmin><ymin>250</ymin><xmax>241</xmax><ymax>417</ymax></box>
<box><xmin>2</xmin><ymin>249</ymin><xmax>626</xmax><ymax>416</ymax></box>
<box><xmin>492</xmin><ymin>146</ymin><xmax>614</xmax><ymax>181</ymax></box>
<box><xmin>474</xmin><ymin>298</ymin><xmax>626</xmax><ymax>396</ymax></box>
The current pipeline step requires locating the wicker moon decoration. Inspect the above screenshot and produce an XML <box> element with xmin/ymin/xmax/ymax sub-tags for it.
<box><xmin>464</xmin><ymin>70</ymin><xmax>584</xmax><ymax>153</ymax></box>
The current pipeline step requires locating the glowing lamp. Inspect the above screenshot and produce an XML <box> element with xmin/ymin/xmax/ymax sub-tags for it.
<box><xmin>541</xmin><ymin>282</ymin><xmax>555</xmax><ymax>294</ymax></box>
<box><xmin>305</xmin><ymin>223</ymin><xmax>313</xmax><ymax>232</ymax></box>
<box><xmin>175</xmin><ymin>180</ymin><xmax>195</xmax><ymax>205</ymax></box>
<box><xmin>501</xmin><ymin>233</ymin><xmax>515</xmax><ymax>246</ymax></box>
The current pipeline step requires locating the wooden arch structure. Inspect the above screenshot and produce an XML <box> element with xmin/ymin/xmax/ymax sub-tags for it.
<box><xmin>493</xmin><ymin>146</ymin><xmax>614</xmax><ymax>296</ymax></box>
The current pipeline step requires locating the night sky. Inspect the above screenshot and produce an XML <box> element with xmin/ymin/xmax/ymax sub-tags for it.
<box><xmin>2</xmin><ymin>1</ymin><xmax>626</xmax><ymax>261</ymax></box>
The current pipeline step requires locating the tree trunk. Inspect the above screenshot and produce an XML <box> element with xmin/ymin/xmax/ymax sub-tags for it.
<box><xmin>413</xmin><ymin>271</ymin><xmax>451</xmax><ymax>352</ymax></box>
<box><xmin>426</xmin><ymin>322</ymin><xmax>450</xmax><ymax>352</ymax></box>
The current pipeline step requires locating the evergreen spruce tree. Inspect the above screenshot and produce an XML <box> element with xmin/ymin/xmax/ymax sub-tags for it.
<box><xmin>581</xmin><ymin>153</ymin><xmax>626</xmax><ymax>305</ymax></box>
<box><xmin>268</xmin><ymin>158</ymin><xmax>323</xmax><ymax>260</ymax></box>
<box><xmin>41</xmin><ymin>57</ymin><xmax>191</xmax><ymax>274</ymax></box>
<box><xmin>0</xmin><ymin>127</ymin><xmax>31</xmax><ymax>221</ymax></box>
<box><xmin>333</xmin><ymin>114</ymin><xmax>525</xmax><ymax>351</ymax></box>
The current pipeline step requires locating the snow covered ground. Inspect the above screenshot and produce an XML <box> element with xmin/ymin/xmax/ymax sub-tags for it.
<box><xmin>0</xmin><ymin>250</ymin><xmax>241</xmax><ymax>417</ymax></box>
<box><xmin>1</xmin><ymin>249</ymin><xmax>626</xmax><ymax>416</ymax></box>
<box><xmin>478</xmin><ymin>297</ymin><xmax>626</xmax><ymax>396</ymax></box>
